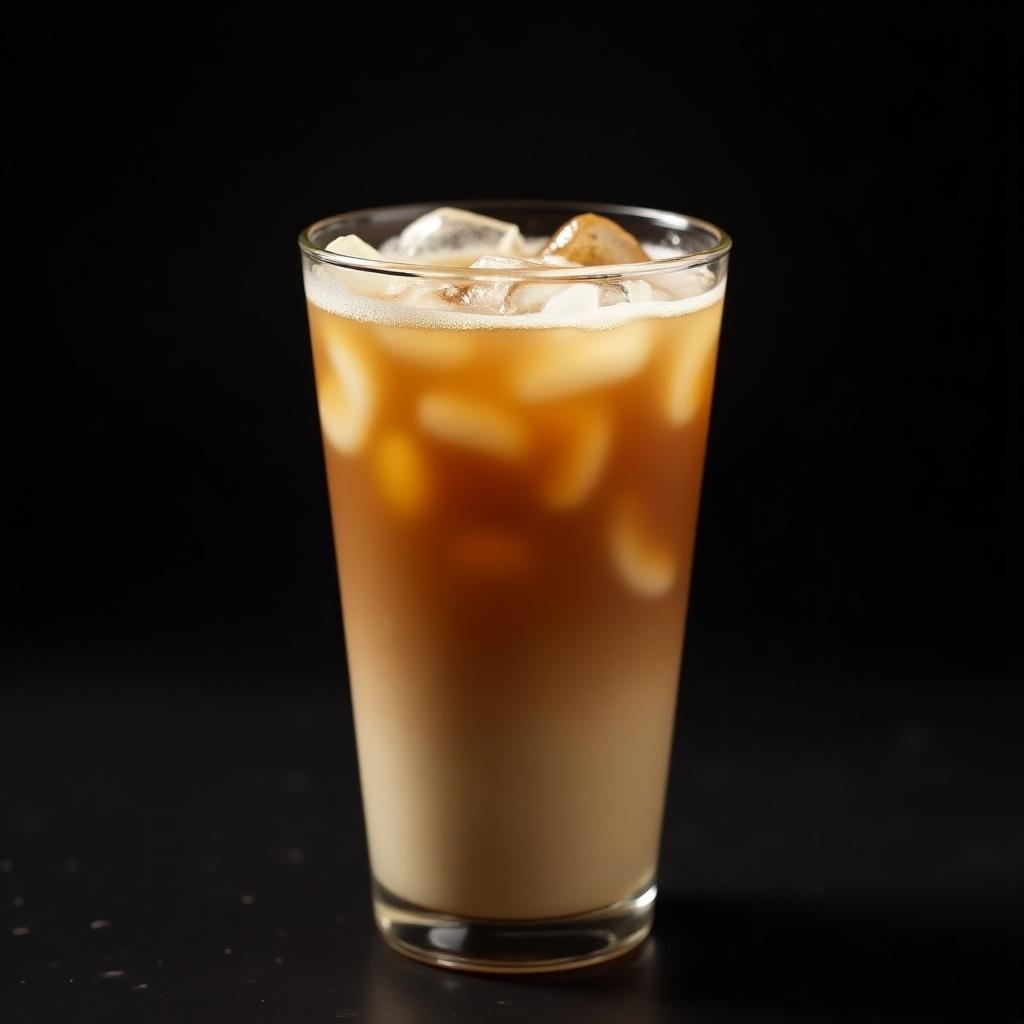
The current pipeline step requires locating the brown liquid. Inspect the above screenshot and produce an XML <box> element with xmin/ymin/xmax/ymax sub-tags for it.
<box><xmin>307</xmin><ymin>293</ymin><xmax>723</xmax><ymax>919</ymax></box>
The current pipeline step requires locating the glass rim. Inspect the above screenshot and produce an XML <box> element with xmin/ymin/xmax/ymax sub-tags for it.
<box><xmin>297</xmin><ymin>199</ymin><xmax>731</xmax><ymax>282</ymax></box>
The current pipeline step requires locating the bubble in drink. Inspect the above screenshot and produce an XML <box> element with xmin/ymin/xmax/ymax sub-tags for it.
<box><xmin>385</xmin><ymin>207</ymin><xmax>525</xmax><ymax>260</ymax></box>
<box><xmin>417</xmin><ymin>392</ymin><xmax>527</xmax><ymax>461</ymax></box>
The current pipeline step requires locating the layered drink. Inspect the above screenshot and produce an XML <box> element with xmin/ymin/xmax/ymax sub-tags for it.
<box><xmin>298</xmin><ymin>202</ymin><xmax>730</xmax><ymax>971</ymax></box>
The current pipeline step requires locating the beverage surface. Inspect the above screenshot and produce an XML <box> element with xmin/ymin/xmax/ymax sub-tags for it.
<box><xmin>304</xmin><ymin>207</ymin><xmax>726</xmax><ymax>329</ymax></box>
<box><xmin>303</xmin><ymin>207</ymin><xmax>726</xmax><ymax>919</ymax></box>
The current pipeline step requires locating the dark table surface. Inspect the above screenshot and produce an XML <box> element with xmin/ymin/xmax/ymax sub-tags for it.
<box><xmin>2</xmin><ymin>657</ymin><xmax>1021</xmax><ymax>1023</ymax></box>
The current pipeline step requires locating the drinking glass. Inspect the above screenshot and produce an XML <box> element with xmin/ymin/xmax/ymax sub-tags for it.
<box><xmin>298</xmin><ymin>201</ymin><xmax>730</xmax><ymax>972</ymax></box>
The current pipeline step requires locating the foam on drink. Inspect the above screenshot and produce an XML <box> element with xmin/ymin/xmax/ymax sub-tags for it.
<box><xmin>304</xmin><ymin>256</ymin><xmax>725</xmax><ymax>330</ymax></box>
<box><xmin>306</xmin><ymin>209</ymin><xmax>725</xmax><ymax>329</ymax></box>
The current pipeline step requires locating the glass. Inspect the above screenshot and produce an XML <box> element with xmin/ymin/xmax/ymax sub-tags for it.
<box><xmin>298</xmin><ymin>201</ymin><xmax>730</xmax><ymax>972</ymax></box>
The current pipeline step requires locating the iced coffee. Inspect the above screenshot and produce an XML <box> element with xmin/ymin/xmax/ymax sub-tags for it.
<box><xmin>298</xmin><ymin>202</ymin><xmax>730</xmax><ymax>972</ymax></box>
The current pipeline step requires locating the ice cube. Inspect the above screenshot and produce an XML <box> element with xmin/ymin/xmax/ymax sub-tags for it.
<box><xmin>539</xmin><ymin>406</ymin><xmax>612</xmax><ymax>510</ymax></box>
<box><xmin>325</xmin><ymin>234</ymin><xmax>384</xmax><ymax>260</ymax></box>
<box><xmin>318</xmin><ymin>335</ymin><xmax>375</xmax><ymax>453</ymax></box>
<box><xmin>541</xmin><ymin>283</ymin><xmax>602</xmax><ymax>316</ymax></box>
<box><xmin>373</xmin><ymin>430</ymin><xmax>432</xmax><ymax>518</ymax></box>
<box><xmin>509</xmin><ymin>257</ymin><xmax>583</xmax><ymax>313</ymax></box>
<box><xmin>451</xmin><ymin>529</ymin><xmax>535</xmax><ymax>578</ymax></box>
<box><xmin>437</xmin><ymin>255</ymin><xmax>574</xmax><ymax>315</ymax></box>
<box><xmin>608</xmin><ymin>492</ymin><xmax>676</xmax><ymax>597</ymax></box>
<box><xmin>664</xmin><ymin>327</ymin><xmax>718</xmax><ymax>425</ymax></box>
<box><xmin>623</xmin><ymin>279</ymin><xmax>653</xmax><ymax>303</ymax></box>
<box><xmin>575</xmin><ymin>278</ymin><xmax>652</xmax><ymax>309</ymax></box>
<box><xmin>417</xmin><ymin>392</ymin><xmax>527</xmax><ymax>461</ymax></box>
<box><xmin>540</xmin><ymin>213</ymin><xmax>650</xmax><ymax>266</ymax></box>
<box><xmin>321</xmin><ymin>234</ymin><xmax>396</xmax><ymax>298</ymax></box>
<box><xmin>654</xmin><ymin>266</ymin><xmax>716</xmax><ymax>300</ymax></box>
<box><xmin>438</xmin><ymin>255</ymin><xmax>528</xmax><ymax>314</ymax></box>
<box><xmin>513</xmin><ymin>327</ymin><xmax>651</xmax><ymax>402</ymax></box>
<box><xmin>384</xmin><ymin>208</ymin><xmax>524</xmax><ymax>259</ymax></box>
<box><xmin>373</xmin><ymin>321</ymin><xmax>477</xmax><ymax>369</ymax></box>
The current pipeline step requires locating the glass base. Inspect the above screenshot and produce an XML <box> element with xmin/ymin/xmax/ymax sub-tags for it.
<box><xmin>372</xmin><ymin>879</ymin><xmax>656</xmax><ymax>974</ymax></box>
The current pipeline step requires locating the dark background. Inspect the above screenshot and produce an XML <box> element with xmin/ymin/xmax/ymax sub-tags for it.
<box><xmin>2</xmin><ymin>5</ymin><xmax>1020</xmax><ymax>1022</ymax></box>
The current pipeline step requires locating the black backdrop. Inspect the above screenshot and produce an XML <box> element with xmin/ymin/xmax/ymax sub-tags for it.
<box><xmin>2</xmin><ymin>6</ymin><xmax>1021</xmax><ymax>1022</ymax></box>
<box><xmin>3</xmin><ymin>7</ymin><xmax>1019</xmax><ymax>675</ymax></box>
